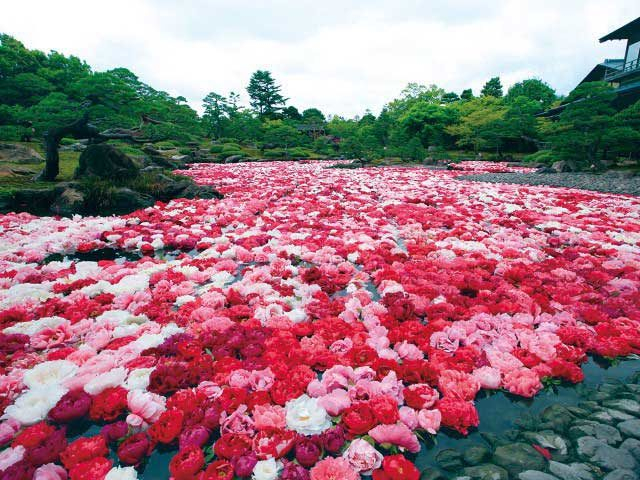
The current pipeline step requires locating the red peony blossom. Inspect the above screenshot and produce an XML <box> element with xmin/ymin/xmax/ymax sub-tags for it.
<box><xmin>117</xmin><ymin>432</ymin><xmax>152</xmax><ymax>465</ymax></box>
<box><xmin>68</xmin><ymin>456</ymin><xmax>112</xmax><ymax>480</ymax></box>
<box><xmin>341</xmin><ymin>402</ymin><xmax>378</xmax><ymax>435</ymax></box>
<box><xmin>213</xmin><ymin>433</ymin><xmax>252</xmax><ymax>459</ymax></box>
<box><xmin>61</xmin><ymin>435</ymin><xmax>109</xmax><ymax>469</ymax></box>
<box><xmin>149</xmin><ymin>408</ymin><xmax>185</xmax><ymax>444</ymax></box>
<box><xmin>372</xmin><ymin>454</ymin><xmax>420</xmax><ymax>480</ymax></box>
<box><xmin>89</xmin><ymin>387</ymin><xmax>128</xmax><ymax>422</ymax></box>
<box><xmin>169</xmin><ymin>446</ymin><xmax>205</xmax><ymax>480</ymax></box>
<box><xmin>437</xmin><ymin>397</ymin><xmax>479</xmax><ymax>435</ymax></box>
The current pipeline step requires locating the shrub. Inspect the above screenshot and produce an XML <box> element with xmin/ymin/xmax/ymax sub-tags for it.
<box><xmin>0</xmin><ymin>126</ymin><xmax>21</xmax><ymax>141</ymax></box>
<box><xmin>218</xmin><ymin>150</ymin><xmax>245</xmax><ymax>160</ymax></box>
<box><xmin>222</xmin><ymin>142</ymin><xmax>242</xmax><ymax>151</ymax></box>
<box><xmin>263</xmin><ymin>149</ymin><xmax>285</xmax><ymax>159</ymax></box>
<box><xmin>59</xmin><ymin>137</ymin><xmax>76</xmax><ymax>146</ymax></box>
<box><xmin>178</xmin><ymin>147</ymin><xmax>192</xmax><ymax>155</ymax></box>
<box><xmin>219</xmin><ymin>137</ymin><xmax>239</xmax><ymax>144</ymax></box>
<box><xmin>209</xmin><ymin>145</ymin><xmax>224</xmax><ymax>154</ymax></box>
<box><xmin>524</xmin><ymin>150</ymin><xmax>555</xmax><ymax>165</ymax></box>
<box><xmin>154</xmin><ymin>141</ymin><xmax>178</xmax><ymax>150</ymax></box>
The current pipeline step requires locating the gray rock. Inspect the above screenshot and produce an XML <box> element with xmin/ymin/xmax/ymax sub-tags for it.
<box><xmin>620</xmin><ymin>438</ymin><xmax>640</xmax><ymax>459</ymax></box>
<box><xmin>462</xmin><ymin>464</ymin><xmax>509</xmax><ymax>480</ymax></box>
<box><xmin>548</xmin><ymin>461</ymin><xmax>594</xmax><ymax>480</ymax></box>
<box><xmin>436</xmin><ymin>449</ymin><xmax>464</xmax><ymax>471</ymax></box>
<box><xmin>463</xmin><ymin>444</ymin><xmax>491</xmax><ymax>465</ymax></box>
<box><xmin>604</xmin><ymin>400</ymin><xmax>640</xmax><ymax>416</ymax></box>
<box><xmin>50</xmin><ymin>188</ymin><xmax>84</xmax><ymax>216</ymax></box>
<box><xmin>518</xmin><ymin>472</ymin><xmax>559</xmax><ymax>480</ymax></box>
<box><xmin>521</xmin><ymin>430</ymin><xmax>569</xmax><ymax>455</ymax></box>
<box><xmin>540</xmin><ymin>405</ymin><xmax>575</xmax><ymax>432</ymax></box>
<box><xmin>536</xmin><ymin>165</ymin><xmax>556</xmax><ymax>173</ymax></box>
<box><xmin>109</xmin><ymin>188</ymin><xmax>155</xmax><ymax>215</ymax></box>
<box><xmin>585</xmin><ymin>441</ymin><xmax>638</xmax><ymax>471</ymax></box>
<box><xmin>589</xmin><ymin>410</ymin><xmax>617</xmax><ymax>425</ymax></box>
<box><xmin>569</xmin><ymin>421</ymin><xmax>622</xmax><ymax>445</ymax></box>
<box><xmin>603</xmin><ymin>470</ymin><xmax>639</xmax><ymax>480</ymax></box>
<box><xmin>224</xmin><ymin>154</ymin><xmax>244</xmax><ymax>164</ymax></box>
<box><xmin>492</xmin><ymin>443</ymin><xmax>547</xmax><ymax>476</ymax></box>
<box><xmin>419</xmin><ymin>467</ymin><xmax>447</xmax><ymax>480</ymax></box>
<box><xmin>0</xmin><ymin>142</ymin><xmax>43</xmax><ymax>164</ymax></box>
<box><xmin>75</xmin><ymin>144</ymin><xmax>139</xmax><ymax>180</ymax></box>
<box><xmin>577</xmin><ymin>436</ymin><xmax>608</xmax><ymax>457</ymax></box>
<box><xmin>551</xmin><ymin>160</ymin><xmax>571</xmax><ymax>172</ymax></box>
<box><xmin>604</xmin><ymin>409</ymin><xmax>636</xmax><ymax>422</ymax></box>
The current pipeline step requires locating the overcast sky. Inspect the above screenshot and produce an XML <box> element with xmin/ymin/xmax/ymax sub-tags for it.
<box><xmin>1</xmin><ymin>1</ymin><xmax>638</xmax><ymax>117</ymax></box>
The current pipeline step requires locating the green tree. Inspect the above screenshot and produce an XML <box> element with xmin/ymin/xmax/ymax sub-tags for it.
<box><xmin>481</xmin><ymin>77</ymin><xmax>503</xmax><ymax>98</ymax></box>
<box><xmin>442</xmin><ymin>91</ymin><xmax>460</xmax><ymax>103</ymax></box>
<box><xmin>506</xmin><ymin>79</ymin><xmax>556</xmax><ymax>110</ymax></box>
<box><xmin>447</xmin><ymin>96</ymin><xmax>507</xmax><ymax>152</ymax></box>
<box><xmin>262</xmin><ymin>120</ymin><xmax>301</xmax><ymax>149</ymax></box>
<box><xmin>460</xmin><ymin>89</ymin><xmax>474</xmax><ymax>100</ymax></box>
<box><xmin>246</xmin><ymin>70</ymin><xmax>287</xmax><ymax>118</ymax></box>
<box><xmin>282</xmin><ymin>106</ymin><xmax>302</xmax><ymax>121</ymax></box>
<box><xmin>202</xmin><ymin>92</ymin><xmax>229</xmax><ymax>138</ymax></box>
<box><xmin>400</xmin><ymin>101</ymin><xmax>456</xmax><ymax>148</ymax></box>
<box><xmin>301</xmin><ymin>107</ymin><xmax>326</xmax><ymax>124</ymax></box>
<box><xmin>547</xmin><ymin>82</ymin><xmax>617</xmax><ymax>170</ymax></box>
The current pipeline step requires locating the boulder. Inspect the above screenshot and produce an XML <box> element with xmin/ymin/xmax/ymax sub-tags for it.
<box><xmin>463</xmin><ymin>444</ymin><xmax>491</xmax><ymax>465</ymax></box>
<box><xmin>0</xmin><ymin>143</ymin><xmax>43</xmax><ymax>164</ymax></box>
<box><xmin>462</xmin><ymin>464</ymin><xmax>508</xmax><ymax>480</ymax></box>
<box><xmin>568</xmin><ymin>421</ymin><xmax>622</xmax><ymax>445</ymax></box>
<box><xmin>109</xmin><ymin>188</ymin><xmax>154</xmax><ymax>215</ymax></box>
<box><xmin>619</xmin><ymin>419</ymin><xmax>640</xmax><ymax>439</ymax></box>
<box><xmin>50</xmin><ymin>188</ymin><xmax>85</xmax><ymax>216</ymax></box>
<box><xmin>492</xmin><ymin>443</ymin><xmax>547</xmax><ymax>476</ymax></box>
<box><xmin>536</xmin><ymin>165</ymin><xmax>556</xmax><ymax>174</ymax></box>
<box><xmin>603</xmin><ymin>400</ymin><xmax>640</xmax><ymax>416</ymax></box>
<box><xmin>518</xmin><ymin>472</ymin><xmax>559</xmax><ymax>480</ymax></box>
<box><xmin>603</xmin><ymin>470</ymin><xmax>639</xmax><ymax>480</ymax></box>
<box><xmin>539</xmin><ymin>405</ymin><xmax>575</xmax><ymax>432</ymax></box>
<box><xmin>59</xmin><ymin>142</ymin><xmax>87</xmax><ymax>152</ymax></box>
<box><xmin>224</xmin><ymin>155</ymin><xmax>244</xmax><ymax>164</ymax></box>
<box><xmin>551</xmin><ymin>160</ymin><xmax>572</xmax><ymax>173</ymax></box>
<box><xmin>419</xmin><ymin>467</ymin><xmax>447</xmax><ymax>480</ymax></box>
<box><xmin>74</xmin><ymin>144</ymin><xmax>139</xmax><ymax>180</ymax></box>
<box><xmin>0</xmin><ymin>164</ymin><xmax>37</xmax><ymax>178</ymax></box>
<box><xmin>436</xmin><ymin>449</ymin><xmax>464</xmax><ymax>471</ymax></box>
<box><xmin>548</xmin><ymin>461</ymin><xmax>594</xmax><ymax>480</ymax></box>
<box><xmin>11</xmin><ymin>188</ymin><xmax>57</xmax><ymax>214</ymax></box>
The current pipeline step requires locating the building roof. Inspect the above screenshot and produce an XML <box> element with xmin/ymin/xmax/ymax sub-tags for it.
<box><xmin>600</xmin><ymin>17</ymin><xmax>640</xmax><ymax>42</ymax></box>
<box><xmin>578</xmin><ymin>59</ymin><xmax>625</xmax><ymax>84</ymax></box>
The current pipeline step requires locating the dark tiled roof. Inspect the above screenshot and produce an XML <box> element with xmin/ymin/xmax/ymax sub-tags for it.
<box><xmin>600</xmin><ymin>17</ymin><xmax>640</xmax><ymax>42</ymax></box>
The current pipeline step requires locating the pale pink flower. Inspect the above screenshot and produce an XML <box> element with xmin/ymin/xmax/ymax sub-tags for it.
<box><xmin>33</xmin><ymin>463</ymin><xmax>68</xmax><ymax>480</ymax></box>
<box><xmin>253</xmin><ymin>404</ymin><xmax>286</xmax><ymax>431</ymax></box>
<box><xmin>369</xmin><ymin>423</ymin><xmax>421</xmax><ymax>453</ymax></box>
<box><xmin>310</xmin><ymin>457</ymin><xmax>359</xmax><ymax>480</ymax></box>
<box><xmin>394</xmin><ymin>341</ymin><xmax>424</xmax><ymax>361</ymax></box>
<box><xmin>249</xmin><ymin>368</ymin><xmax>275</xmax><ymax>391</ymax></box>
<box><xmin>503</xmin><ymin>367</ymin><xmax>542</xmax><ymax>398</ymax></box>
<box><xmin>398</xmin><ymin>407</ymin><xmax>419</xmax><ymax>430</ymax></box>
<box><xmin>342</xmin><ymin>438</ymin><xmax>383</xmax><ymax>474</ymax></box>
<box><xmin>438</xmin><ymin>370</ymin><xmax>481</xmax><ymax>401</ymax></box>
<box><xmin>0</xmin><ymin>445</ymin><xmax>24</xmax><ymax>471</ymax></box>
<box><xmin>127</xmin><ymin>390</ymin><xmax>166</xmax><ymax>424</ymax></box>
<box><xmin>417</xmin><ymin>409</ymin><xmax>442</xmax><ymax>434</ymax></box>
<box><xmin>318</xmin><ymin>389</ymin><xmax>351</xmax><ymax>416</ymax></box>
<box><xmin>0</xmin><ymin>419</ymin><xmax>20</xmax><ymax>446</ymax></box>
<box><xmin>227</xmin><ymin>369</ymin><xmax>251</xmax><ymax>389</ymax></box>
<box><xmin>472</xmin><ymin>366</ymin><xmax>502</xmax><ymax>389</ymax></box>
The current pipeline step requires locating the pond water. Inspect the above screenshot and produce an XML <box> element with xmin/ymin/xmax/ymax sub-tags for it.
<box><xmin>123</xmin><ymin>357</ymin><xmax>638</xmax><ymax>479</ymax></box>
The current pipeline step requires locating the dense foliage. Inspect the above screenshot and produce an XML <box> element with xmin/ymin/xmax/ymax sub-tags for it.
<box><xmin>1</xmin><ymin>34</ymin><xmax>639</xmax><ymax>169</ymax></box>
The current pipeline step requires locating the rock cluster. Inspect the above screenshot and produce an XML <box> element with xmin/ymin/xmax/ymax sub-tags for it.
<box><xmin>425</xmin><ymin>372</ymin><xmax>640</xmax><ymax>480</ymax></box>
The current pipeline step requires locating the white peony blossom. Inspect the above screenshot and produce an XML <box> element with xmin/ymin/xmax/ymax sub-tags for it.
<box><xmin>84</xmin><ymin>367</ymin><xmax>128</xmax><ymax>395</ymax></box>
<box><xmin>285</xmin><ymin>394</ymin><xmax>331</xmax><ymax>436</ymax></box>
<box><xmin>125</xmin><ymin>368</ymin><xmax>154</xmax><ymax>391</ymax></box>
<box><xmin>252</xmin><ymin>458</ymin><xmax>282</xmax><ymax>480</ymax></box>
<box><xmin>23</xmin><ymin>360</ymin><xmax>78</xmax><ymax>389</ymax></box>
<box><xmin>3</xmin><ymin>316</ymin><xmax>67</xmax><ymax>336</ymax></box>
<box><xmin>3</xmin><ymin>386</ymin><xmax>67</xmax><ymax>425</ymax></box>
<box><xmin>105</xmin><ymin>466</ymin><xmax>138</xmax><ymax>480</ymax></box>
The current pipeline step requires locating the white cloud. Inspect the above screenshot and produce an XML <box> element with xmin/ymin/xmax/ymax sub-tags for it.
<box><xmin>1</xmin><ymin>0</ymin><xmax>637</xmax><ymax>117</ymax></box>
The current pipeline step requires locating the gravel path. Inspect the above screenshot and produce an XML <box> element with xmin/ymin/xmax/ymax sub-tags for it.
<box><xmin>459</xmin><ymin>171</ymin><xmax>640</xmax><ymax>196</ymax></box>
